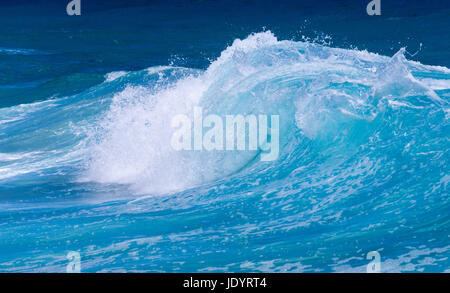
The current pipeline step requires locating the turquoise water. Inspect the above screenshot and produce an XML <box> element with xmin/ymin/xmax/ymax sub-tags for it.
<box><xmin>0</xmin><ymin>1</ymin><xmax>449</xmax><ymax>272</ymax></box>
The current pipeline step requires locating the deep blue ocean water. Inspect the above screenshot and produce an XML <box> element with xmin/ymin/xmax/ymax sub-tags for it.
<box><xmin>0</xmin><ymin>0</ymin><xmax>449</xmax><ymax>272</ymax></box>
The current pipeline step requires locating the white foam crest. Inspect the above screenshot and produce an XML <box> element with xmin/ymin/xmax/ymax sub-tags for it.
<box><xmin>84</xmin><ymin>71</ymin><xmax>213</xmax><ymax>194</ymax></box>
<box><xmin>0</xmin><ymin>99</ymin><xmax>58</xmax><ymax>125</ymax></box>
<box><xmin>83</xmin><ymin>34</ymin><xmax>286</xmax><ymax>195</ymax></box>
<box><xmin>105</xmin><ymin>71</ymin><xmax>128</xmax><ymax>82</ymax></box>
<box><xmin>206</xmin><ymin>31</ymin><xmax>279</xmax><ymax>75</ymax></box>
<box><xmin>417</xmin><ymin>78</ymin><xmax>450</xmax><ymax>90</ymax></box>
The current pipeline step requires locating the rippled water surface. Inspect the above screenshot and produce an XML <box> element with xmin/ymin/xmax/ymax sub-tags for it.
<box><xmin>0</xmin><ymin>0</ymin><xmax>449</xmax><ymax>272</ymax></box>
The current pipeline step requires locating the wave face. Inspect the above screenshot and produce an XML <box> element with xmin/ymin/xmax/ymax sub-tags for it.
<box><xmin>0</xmin><ymin>32</ymin><xmax>449</xmax><ymax>272</ymax></box>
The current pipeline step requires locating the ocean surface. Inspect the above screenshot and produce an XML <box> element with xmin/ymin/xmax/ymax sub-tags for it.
<box><xmin>0</xmin><ymin>0</ymin><xmax>449</xmax><ymax>272</ymax></box>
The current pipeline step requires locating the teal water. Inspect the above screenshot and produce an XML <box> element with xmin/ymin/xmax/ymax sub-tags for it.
<box><xmin>0</xmin><ymin>0</ymin><xmax>449</xmax><ymax>272</ymax></box>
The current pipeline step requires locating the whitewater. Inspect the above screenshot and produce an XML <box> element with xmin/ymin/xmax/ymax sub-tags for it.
<box><xmin>0</xmin><ymin>32</ymin><xmax>448</xmax><ymax>272</ymax></box>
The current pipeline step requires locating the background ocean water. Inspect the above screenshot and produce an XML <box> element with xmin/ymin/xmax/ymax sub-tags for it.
<box><xmin>0</xmin><ymin>0</ymin><xmax>449</xmax><ymax>272</ymax></box>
